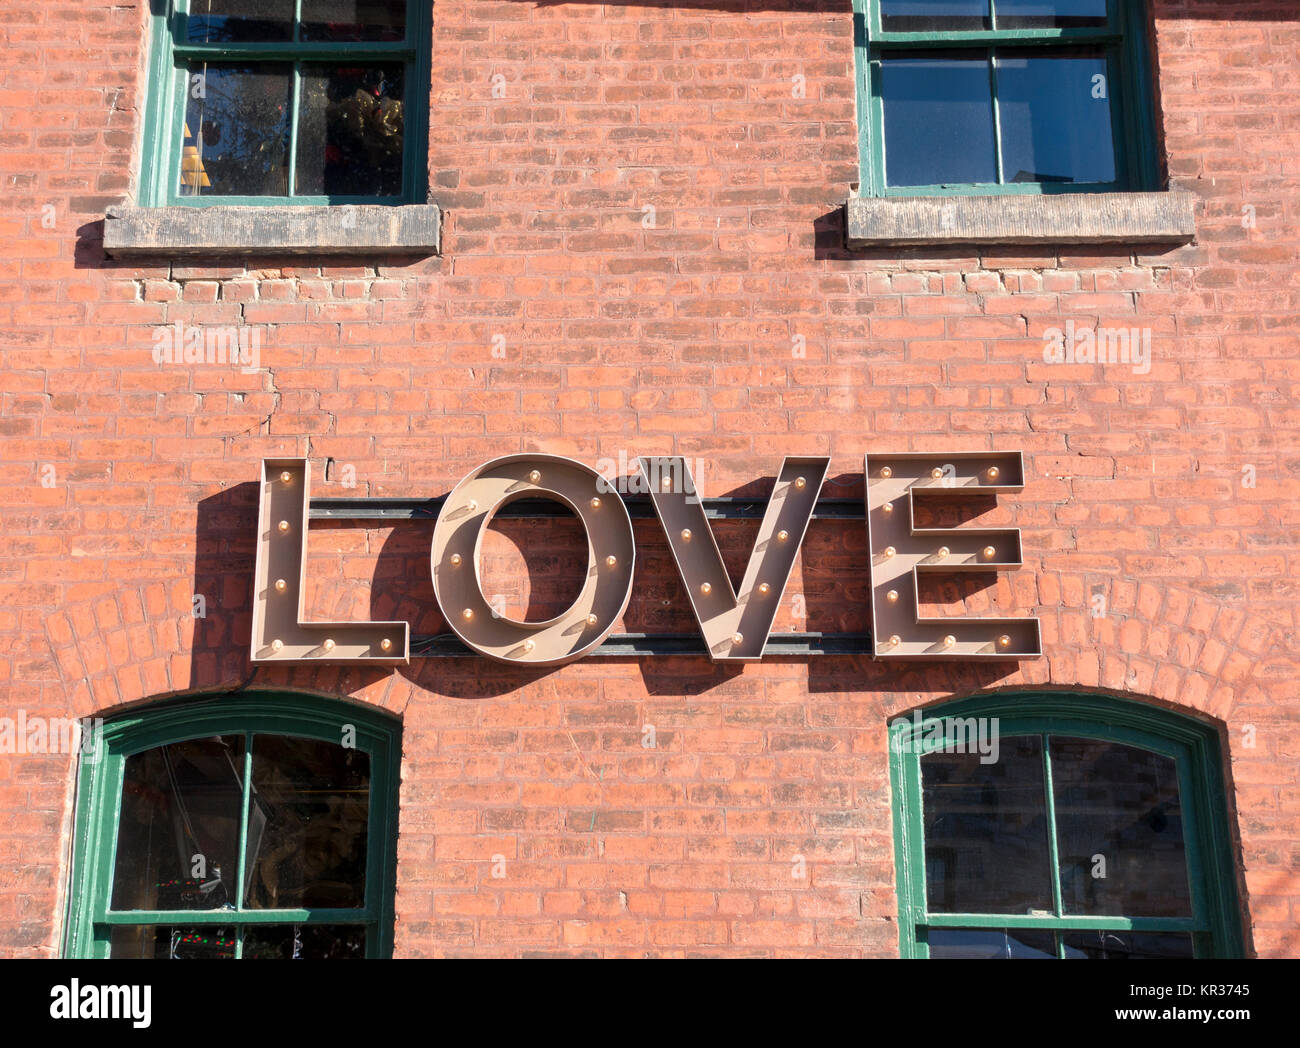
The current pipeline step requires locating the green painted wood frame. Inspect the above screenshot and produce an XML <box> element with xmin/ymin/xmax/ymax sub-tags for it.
<box><xmin>851</xmin><ymin>0</ymin><xmax>1160</xmax><ymax>196</ymax></box>
<box><xmin>138</xmin><ymin>0</ymin><xmax>432</xmax><ymax>206</ymax></box>
<box><xmin>888</xmin><ymin>691</ymin><xmax>1245</xmax><ymax>959</ymax></box>
<box><xmin>63</xmin><ymin>691</ymin><xmax>402</xmax><ymax>959</ymax></box>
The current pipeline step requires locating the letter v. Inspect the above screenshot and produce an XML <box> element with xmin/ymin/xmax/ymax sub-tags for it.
<box><xmin>640</xmin><ymin>456</ymin><xmax>829</xmax><ymax>661</ymax></box>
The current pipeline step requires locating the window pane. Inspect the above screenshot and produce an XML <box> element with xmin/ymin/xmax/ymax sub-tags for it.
<box><xmin>185</xmin><ymin>0</ymin><xmax>294</xmax><ymax>43</ymax></box>
<box><xmin>180</xmin><ymin>63</ymin><xmax>292</xmax><ymax>197</ymax></box>
<box><xmin>995</xmin><ymin>51</ymin><xmax>1117</xmax><ymax>185</ymax></box>
<box><xmin>921</xmin><ymin>735</ymin><xmax>1054</xmax><ymax>914</ymax></box>
<box><xmin>300</xmin><ymin>0</ymin><xmax>408</xmax><ymax>42</ymax></box>
<box><xmin>110</xmin><ymin>925</ymin><xmax>239</xmax><ymax>959</ymax></box>
<box><xmin>242</xmin><ymin>924</ymin><xmax>368</xmax><ymax>958</ymax></box>
<box><xmin>928</xmin><ymin>928</ymin><xmax>1057</xmax><ymax>958</ymax></box>
<box><xmin>996</xmin><ymin>0</ymin><xmax>1109</xmax><ymax>29</ymax></box>
<box><xmin>1062</xmin><ymin>931</ymin><xmax>1196</xmax><ymax>959</ymax></box>
<box><xmin>111</xmin><ymin>736</ymin><xmax>246</xmax><ymax>911</ymax></box>
<box><xmin>1050</xmin><ymin>737</ymin><xmax>1193</xmax><ymax>917</ymax></box>
<box><xmin>881</xmin><ymin>55</ymin><xmax>998</xmax><ymax>186</ymax></box>
<box><xmin>243</xmin><ymin>735</ymin><xmax>371</xmax><ymax>909</ymax></box>
<box><xmin>295</xmin><ymin>63</ymin><xmax>405</xmax><ymax>197</ymax></box>
<box><xmin>881</xmin><ymin>0</ymin><xmax>990</xmax><ymax>31</ymax></box>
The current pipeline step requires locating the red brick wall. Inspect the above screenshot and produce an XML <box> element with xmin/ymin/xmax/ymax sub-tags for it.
<box><xmin>1</xmin><ymin>0</ymin><xmax>1297</xmax><ymax>957</ymax></box>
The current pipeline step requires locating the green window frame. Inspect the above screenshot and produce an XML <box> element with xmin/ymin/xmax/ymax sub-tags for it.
<box><xmin>889</xmin><ymin>691</ymin><xmax>1244</xmax><ymax>959</ymax></box>
<box><xmin>139</xmin><ymin>1</ymin><xmax>432</xmax><ymax>206</ymax></box>
<box><xmin>63</xmin><ymin>692</ymin><xmax>401</xmax><ymax>959</ymax></box>
<box><xmin>852</xmin><ymin>0</ymin><xmax>1160</xmax><ymax>196</ymax></box>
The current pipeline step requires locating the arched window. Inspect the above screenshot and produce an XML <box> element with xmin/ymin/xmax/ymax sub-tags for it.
<box><xmin>889</xmin><ymin>692</ymin><xmax>1243</xmax><ymax>958</ymax></box>
<box><xmin>64</xmin><ymin>693</ymin><xmax>401</xmax><ymax>959</ymax></box>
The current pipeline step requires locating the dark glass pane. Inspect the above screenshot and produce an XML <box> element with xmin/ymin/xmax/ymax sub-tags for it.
<box><xmin>1050</xmin><ymin>737</ymin><xmax>1192</xmax><ymax>917</ymax></box>
<box><xmin>242</xmin><ymin>924</ymin><xmax>368</xmax><ymax>959</ymax></box>
<box><xmin>996</xmin><ymin>0</ymin><xmax>1109</xmax><ymax>29</ymax></box>
<box><xmin>881</xmin><ymin>0</ymin><xmax>990</xmax><ymax>31</ymax></box>
<box><xmin>301</xmin><ymin>1</ymin><xmax>408</xmax><ymax>42</ymax></box>
<box><xmin>881</xmin><ymin>54</ymin><xmax>997</xmax><ymax>186</ymax></box>
<box><xmin>928</xmin><ymin>928</ymin><xmax>1057</xmax><ymax>958</ymax></box>
<box><xmin>110</xmin><ymin>925</ymin><xmax>239</xmax><ymax>959</ymax></box>
<box><xmin>180</xmin><ymin>63</ymin><xmax>292</xmax><ymax>197</ymax></box>
<box><xmin>922</xmin><ymin>735</ymin><xmax>1054</xmax><ymax>913</ymax></box>
<box><xmin>295</xmin><ymin>63</ymin><xmax>405</xmax><ymax>197</ymax></box>
<box><xmin>185</xmin><ymin>0</ymin><xmax>294</xmax><ymax>42</ymax></box>
<box><xmin>996</xmin><ymin>51</ymin><xmax>1117</xmax><ymax>185</ymax></box>
<box><xmin>1062</xmin><ymin>931</ymin><xmax>1196</xmax><ymax>959</ymax></box>
<box><xmin>243</xmin><ymin>734</ymin><xmax>371</xmax><ymax>909</ymax></box>
<box><xmin>111</xmin><ymin>736</ymin><xmax>246</xmax><ymax>911</ymax></box>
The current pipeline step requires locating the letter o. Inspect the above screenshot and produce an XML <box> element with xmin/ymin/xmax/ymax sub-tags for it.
<box><xmin>431</xmin><ymin>454</ymin><xmax>635</xmax><ymax>665</ymax></box>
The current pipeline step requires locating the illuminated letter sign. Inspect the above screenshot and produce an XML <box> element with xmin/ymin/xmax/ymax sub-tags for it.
<box><xmin>249</xmin><ymin>451</ymin><xmax>1041</xmax><ymax>667</ymax></box>
<box><xmin>640</xmin><ymin>456</ymin><xmax>829</xmax><ymax>661</ymax></box>
<box><xmin>251</xmin><ymin>459</ymin><xmax>409</xmax><ymax>664</ymax></box>
<box><xmin>864</xmin><ymin>451</ymin><xmax>1042</xmax><ymax>659</ymax></box>
<box><xmin>430</xmin><ymin>454</ymin><xmax>636</xmax><ymax>665</ymax></box>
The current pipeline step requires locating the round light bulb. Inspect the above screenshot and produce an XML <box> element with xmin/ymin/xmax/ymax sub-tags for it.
<box><xmin>794</xmin><ymin>476</ymin><xmax>807</xmax><ymax>490</ymax></box>
<box><xmin>450</xmin><ymin>553</ymin><xmax>462</xmax><ymax>567</ymax></box>
<box><xmin>661</xmin><ymin>476</ymin><xmax>672</xmax><ymax>490</ymax></box>
<box><xmin>732</xmin><ymin>632</ymin><xmax>743</xmax><ymax>645</ymax></box>
<box><xmin>322</xmin><ymin>638</ymin><xmax>335</xmax><ymax>653</ymax></box>
<box><xmin>998</xmin><ymin>634</ymin><xmax>1012</xmax><ymax>648</ymax></box>
<box><xmin>586</xmin><ymin>613</ymin><xmax>598</xmax><ymax>627</ymax></box>
<box><xmin>887</xmin><ymin>634</ymin><xmax>900</xmax><ymax>647</ymax></box>
<box><xmin>936</xmin><ymin>546</ymin><xmax>949</xmax><ymax>559</ymax></box>
<box><xmin>280</xmin><ymin>471</ymin><xmax>292</xmax><ymax>484</ymax></box>
<box><xmin>606</xmin><ymin>555</ymin><xmax>617</xmax><ymax>568</ymax></box>
<box><xmin>882</xmin><ymin>502</ymin><xmax>894</xmax><ymax>514</ymax></box>
<box><xmin>271</xmin><ymin>639</ymin><xmax>283</xmax><ymax>653</ymax></box>
<box><xmin>700</xmin><ymin>582</ymin><xmax>712</xmax><ymax>596</ymax></box>
<box><xmin>681</xmin><ymin>529</ymin><xmax>692</xmax><ymax>542</ymax></box>
<box><xmin>880</xmin><ymin>466</ymin><xmax>892</xmax><ymax>479</ymax></box>
<box><xmin>274</xmin><ymin>578</ymin><xmax>286</xmax><ymax>593</ymax></box>
<box><xmin>528</xmin><ymin>469</ymin><xmax>541</xmax><ymax>484</ymax></box>
<box><xmin>943</xmin><ymin>635</ymin><xmax>956</xmax><ymax>648</ymax></box>
<box><xmin>886</xmin><ymin>590</ymin><xmax>898</xmax><ymax>603</ymax></box>
<box><xmin>277</xmin><ymin>520</ymin><xmax>290</xmax><ymax>534</ymax></box>
<box><xmin>931</xmin><ymin>467</ymin><xmax>943</xmax><ymax>479</ymax></box>
<box><xmin>777</xmin><ymin>530</ymin><xmax>789</xmax><ymax>543</ymax></box>
<box><xmin>380</xmin><ymin>638</ymin><xmax>393</xmax><ymax>653</ymax></box>
<box><xmin>884</xmin><ymin>546</ymin><xmax>896</xmax><ymax>558</ymax></box>
<box><xmin>462</xmin><ymin>608</ymin><xmax>474</xmax><ymax>621</ymax></box>
<box><xmin>590</xmin><ymin>497</ymin><xmax>601</xmax><ymax>509</ymax></box>
<box><xmin>987</xmin><ymin>466</ymin><xmax>1000</xmax><ymax>480</ymax></box>
<box><xmin>523</xmin><ymin>639</ymin><xmax>535</xmax><ymax>653</ymax></box>
<box><xmin>983</xmin><ymin>546</ymin><xmax>996</xmax><ymax>559</ymax></box>
<box><xmin>758</xmin><ymin>583</ymin><xmax>770</xmax><ymax>595</ymax></box>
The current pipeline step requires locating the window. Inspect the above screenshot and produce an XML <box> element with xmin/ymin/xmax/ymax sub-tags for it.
<box><xmin>139</xmin><ymin>1</ymin><xmax>431</xmax><ymax>205</ymax></box>
<box><xmin>854</xmin><ymin>0</ymin><xmax>1159</xmax><ymax>195</ymax></box>
<box><xmin>64</xmin><ymin>693</ymin><xmax>401</xmax><ymax>958</ymax></box>
<box><xmin>889</xmin><ymin>692</ymin><xmax>1244</xmax><ymax>958</ymax></box>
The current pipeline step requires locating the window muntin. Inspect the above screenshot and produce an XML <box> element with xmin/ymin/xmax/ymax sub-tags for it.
<box><xmin>890</xmin><ymin>694</ymin><xmax>1244</xmax><ymax>959</ymax></box>
<box><xmin>143</xmin><ymin>1</ymin><xmax>427</xmax><ymax>206</ymax></box>
<box><xmin>65</xmin><ymin>695</ymin><xmax>400</xmax><ymax>960</ymax></box>
<box><xmin>858</xmin><ymin>0</ymin><xmax>1156</xmax><ymax>195</ymax></box>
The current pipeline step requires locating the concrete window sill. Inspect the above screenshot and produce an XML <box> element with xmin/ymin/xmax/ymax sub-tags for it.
<box><xmin>103</xmin><ymin>204</ymin><xmax>441</xmax><ymax>258</ymax></box>
<box><xmin>843</xmin><ymin>191</ymin><xmax>1196</xmax><ymax>249</ymax></box>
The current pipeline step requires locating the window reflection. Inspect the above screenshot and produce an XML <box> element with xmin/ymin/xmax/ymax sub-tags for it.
<box><xmin>111</xmin><ymin>735</ymin><xmax>246</xmax><ymax>912</ymax></box>
<box><xmin>243</xmin><ymin>735</ymin><xmax>371</xmax><ymax>910</ymax></box>
<box><xmin>180</xmin><ymin>63</ymin><xmax>292</xmax><ymax>197</ymax></box>
<box><xmin>881</xmin><ymin>54</ymin><xmax>998</xmax><ymax>186</ymax></box>
<box><xmin>1051</xmin><ymin>737</ymin><xmax>1192</xmax><ymax>917</ymax></box>
<box><xmin>922</xmin><ymin>735</ymin><xmax>1054</xmax><ymax>914</ymax></box>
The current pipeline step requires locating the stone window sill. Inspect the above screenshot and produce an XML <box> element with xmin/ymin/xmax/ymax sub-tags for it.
<box><xmin>843</xmin><ymin>191</ymin><xmax>1196</xmax><ymax>249</ymax></box>
<box><xmin>102</xmin><ymin>204</ymin><xmax>441</xmax><ymax>258</ymax></box>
